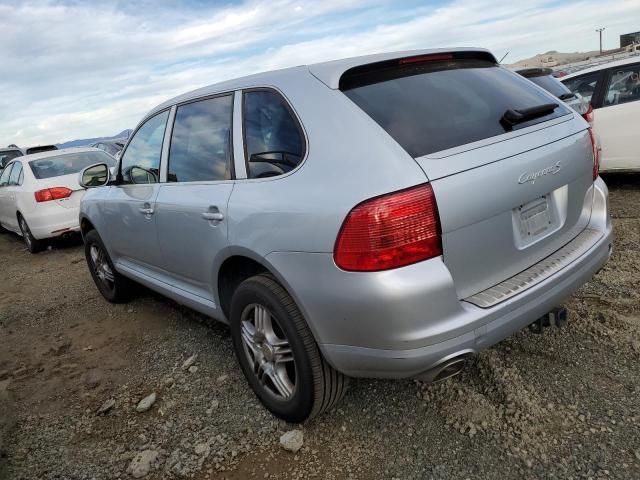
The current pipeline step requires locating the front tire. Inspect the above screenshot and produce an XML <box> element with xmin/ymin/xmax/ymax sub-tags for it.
<box><xmin>230</xmin><ymin>273</ymin><xmax>348</xmax><ymax>423</ymax></box>
<box><xmin>84</xmin><ymin>229</ymin><xmax>133</xmax><ymax>303</ymax></box>
<box><xmin>18</xmin><ymin>214</ymin><xmax>44</xmax><ymax>253</ymax></box>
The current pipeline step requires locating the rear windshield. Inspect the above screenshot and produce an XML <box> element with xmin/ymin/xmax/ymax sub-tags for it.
<box><xmin>29</xmin><ymin>151</ymin><xmax>116</xmax><ymax>179</ymax></box>
<box><xmin>342</xmin><ymin>59</ymin><xmax>571</xmax><ymax>157</ymax></box>
<box><xmin>0</xmin><ymin>150</ymin><xmax>22</xmax><ymax>168</ymax></box>
<box><xmin>526</xmin><ymin>75</ymin><xmax>574</xmax><ymax>100</ymax></box>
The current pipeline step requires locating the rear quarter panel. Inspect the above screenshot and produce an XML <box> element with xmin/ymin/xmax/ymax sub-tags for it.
<box><xmin>226</xmin><ymin>71</ymin><xmax>430</xmax><ymax>256</ymax></box>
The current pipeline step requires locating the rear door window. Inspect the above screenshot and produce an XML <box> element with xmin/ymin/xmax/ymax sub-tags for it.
<box><xmin>0</xmin><ymin>163</ymin><xmax>13</xmax><ymax>186</ymax></box>
<box><xmin>168</xmin><ymin>95</ymin><xmax>233</xmax><ymax>182</ymax></box>
<box><xmin>243</xmin><ymin>89</ymin><xmax>305</xmax><ymax>179</ymax></box>
<box><xmin>603</xmin><ymin>63</ymin><xmax>640</xmax><ymax>106</ymax></box>
<box><xmin>8</xmin><ymin>162</ymin><xmax>22</xmax><ymax>185</ymax></box>
<box><xmin>342</xmin><ymin>58</ymin><xmax>570</xmax><ymax>157</ymax></box>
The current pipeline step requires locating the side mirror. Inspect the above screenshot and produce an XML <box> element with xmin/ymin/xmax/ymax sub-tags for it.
<box><xmin>79</xmin><ymin>163</ymin><xmax>110</xmax><ymax>188</ymax></box>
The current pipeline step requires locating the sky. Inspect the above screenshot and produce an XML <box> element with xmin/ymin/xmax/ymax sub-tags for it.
<box><xmin>1</xmin><ymin>0</ymin><xmax>639</xmax><ymax>147</ymax></box>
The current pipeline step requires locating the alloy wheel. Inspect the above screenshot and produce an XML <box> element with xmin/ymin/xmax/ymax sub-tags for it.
<box><xmin>89</xmin><ymin>243</ymin><xmax>115</xmax><ymax>287</ymax></box>
<box><xmin>239</xmin><ymin>303</ymin><xmax>296</xmax><ymax>400</ymax></box>
<box><xmin>19</xmin><ymin>217</ymin><xmax>32</xmax><ymax>249</ymax></box>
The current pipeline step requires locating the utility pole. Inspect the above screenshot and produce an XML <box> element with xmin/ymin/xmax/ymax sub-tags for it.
<box><xmin>596</xmin><ymin>27</ymin><xmax>605</xmax><ymax>55</ymax></box>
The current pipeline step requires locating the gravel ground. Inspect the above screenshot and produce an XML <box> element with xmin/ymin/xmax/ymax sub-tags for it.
<box><xmin>0</xmin><ymin>174</ymin><xmax>638</xmax><ymax>480</ymax></box>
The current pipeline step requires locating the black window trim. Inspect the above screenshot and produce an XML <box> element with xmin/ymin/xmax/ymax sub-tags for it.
<box><xmin>240</xmin><ymin>86</ymin><xmax>308</xmax><ymax>181</ymax></box>
<box><xmin>117</xmin><ymin>107</ymin><xmax>172</xmax><ymax>186</ymax></box>
<box><xmin>165</xmin><ymin>91</ymin><xmax>236</xmax><ymax>185</ymax></box>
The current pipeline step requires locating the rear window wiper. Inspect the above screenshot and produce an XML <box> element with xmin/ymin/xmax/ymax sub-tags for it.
<box><xmin>500</xmin><ymin>102</ymin><xmax>559</xmax><ymax>130</ymax></box>
<box><xmin>249</xmin><ymin>151</ymin><xmax>299</xmax><ymax>169</ymax></box>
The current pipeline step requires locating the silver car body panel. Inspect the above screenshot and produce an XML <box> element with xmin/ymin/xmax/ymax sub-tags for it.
<box><xmin>80</xmin><ymin>49</ymin><xmax>612</xmax><ymax>379</ymax></box>
<box><xmin>465</xmin><ymin>227</ymin><xmax>604</xmax><ymax>308</ymax></box>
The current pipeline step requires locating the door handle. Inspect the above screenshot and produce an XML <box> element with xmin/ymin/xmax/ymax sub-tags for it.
<box><xmin>139</xmin><ymin>207</ymin><xmax>154</xmax><ymax>215</ymax></box>
<box><xmin>201</xmin><ymin>211</ymin><xmax>224</xmax><ymax>221</ymax></box>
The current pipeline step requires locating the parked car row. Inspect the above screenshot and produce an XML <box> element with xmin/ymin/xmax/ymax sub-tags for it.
<box><xmin>67</xmin><ymin>48</ymin><xmax>612</xmax><ymax>422</ymax></box>
<box><xmin>91</xmin><ymin>137</ymin><xmax>128</xmax><ymax>159</ymax></box>
<box><xmin>0</xmin><ymin>144</ymin><xmax>59</xmax><ymax>173</ymax></box>
<box><xmin>0</xmin><ymin>148</ymin><xmax>116</xmax><ymax>252</ymax></box>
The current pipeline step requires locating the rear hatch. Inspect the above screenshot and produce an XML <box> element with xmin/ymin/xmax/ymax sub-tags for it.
<box><xmin>28</xmin><ymin>150</ymin><xmax>116</xmax><ymax>209</ymax></box>
<box><xmin>40</xmin><ymin>172</ymin><xmax>85</xmax><ymax>209</ymax></box>
<box><xmin>341</xmin><ymin>51</ymin><xmax>595</xmax><ymax>299</ymax></box>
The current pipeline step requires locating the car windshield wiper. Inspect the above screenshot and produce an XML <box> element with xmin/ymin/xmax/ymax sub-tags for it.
<box><xmin>500</xmin><ymin>102</ymin><xmax>559</xmax><ymax>130</ymax></box>
<box><xmin>558</xmin><ymin>93</ymin><xmax>576</xmax><ymax>101</ymax></box>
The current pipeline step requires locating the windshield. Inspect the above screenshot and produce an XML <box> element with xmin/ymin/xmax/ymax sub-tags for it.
<box><xmin>342</xmin><ymin>59</ymin><xmax>570</xmax><ymax>157</ymax></box>
<box><xmin>29</xmin><ymin>151</ymin><xmax>115</xmax><ymax>179</ymax></box>
<box><xmin>527</xmin><ymin>75</ymin><xmax>575</xmax><ymax>100</ymax></box>
<box><xmin>0</xmin><ymin>150</ymin><xmax>23</xmax><ymax>168</ymax></box>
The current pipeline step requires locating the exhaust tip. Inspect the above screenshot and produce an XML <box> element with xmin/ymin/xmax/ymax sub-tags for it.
<box><xmin>416</xmin><ymin>354</ymin><xmax>470</xmax><ymax>383</ymax></box>
<box><xmin>432</xmin><ymin>358</ymin><xmax>466</xmax><ymax>383</ymax></box>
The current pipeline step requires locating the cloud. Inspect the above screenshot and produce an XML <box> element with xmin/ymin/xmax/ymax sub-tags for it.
<box><xmin>1</xmin><ymin>0</ymin><xmax>639</xmax><ymax>146</ymax></box>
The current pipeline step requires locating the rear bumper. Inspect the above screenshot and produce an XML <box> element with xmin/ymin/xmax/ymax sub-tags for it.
<box><xmin>266</xmin><ymin>177</ymin><xmax>612</xmax><ymax>379</ymax></box>
<box><xmin>27</xmin><ymin>206</ymin><xmax>81</xmax><ymax>240</ymax></box>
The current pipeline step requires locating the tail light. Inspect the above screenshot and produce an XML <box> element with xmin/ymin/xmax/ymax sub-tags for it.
<box><xmin>334</xmin><ymin>184</ymin><xmax>442</xmax><ymax>272</ymax></box>
<box><xmin>582</xmin><ymin>103</ymin><xmax>594</xmax><ymax>125</ymax></box>
<box><xmin>34</xmin><ymin>187</ymin><xmax>73</xmax><ymax>202</ymax></box>
<box><xmin>588</xmin><ymin>128</ymin><xmax>599</xmax><ymax>181</ymax></box>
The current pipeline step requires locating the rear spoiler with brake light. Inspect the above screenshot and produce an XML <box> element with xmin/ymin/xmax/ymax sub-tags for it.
<box><xmin>308</xmin><ymin>48</ymin><xmax>497</xmax><ymax>90</ymax></box>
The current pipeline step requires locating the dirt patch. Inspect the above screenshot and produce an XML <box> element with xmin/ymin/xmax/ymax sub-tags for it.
<box><xmin>0</xmin><ymin>173</ymin><xmax>639</xmax><ymax>479</ymax></box>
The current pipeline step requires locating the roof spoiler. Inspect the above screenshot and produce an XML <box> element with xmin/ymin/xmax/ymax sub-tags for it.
<box><xmin>308</xmin><ymin>48</ymin><xmax>497</xmax><ymax>90</ymax></box>
<box><xmin>339</xmin><ymin>50</ymin><xmax>498</xmax><ymax>90</ymax></box>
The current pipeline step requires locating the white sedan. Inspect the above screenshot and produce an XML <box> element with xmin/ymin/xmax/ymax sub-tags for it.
<box><xmin>562</xmin><ymin>56</ymin><xmax>640</xmax><ymax>172</ymax></box>
<box><xmin>0</xmin><ymin>147</ymin><xmax>116</xmax><ymax>253</ymax></box>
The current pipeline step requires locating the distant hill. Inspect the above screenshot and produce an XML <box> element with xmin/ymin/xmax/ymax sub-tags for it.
<box><xmin>56</xmin><ymin>129</ymin><xmax>132</xmax><ymax>149</ymax></box>
<box><xmin>508</xmin><ymin>49</ymin><xmax>610</xmax><ymax>69</ymax></box>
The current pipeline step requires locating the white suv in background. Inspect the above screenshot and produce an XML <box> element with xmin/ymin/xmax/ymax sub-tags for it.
<box><xmin>562</xmin><ymin>57</ymin><xmax>640</xmax><ymax>172</ymax></box>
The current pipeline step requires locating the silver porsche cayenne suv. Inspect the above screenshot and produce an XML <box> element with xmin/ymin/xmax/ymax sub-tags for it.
<box><xmin>78</xmin><ymin>48</ymin><xmax>612</xmax><ymax>422</ymax></box>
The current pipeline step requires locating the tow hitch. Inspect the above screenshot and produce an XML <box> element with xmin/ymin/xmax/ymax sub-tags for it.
<box><xmin>528</xmin><ymin>306</ymin><xmax>568</xmax><ymax>334</ymax></box>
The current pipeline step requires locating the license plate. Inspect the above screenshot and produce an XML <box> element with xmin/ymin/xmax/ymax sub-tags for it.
<box><xmin>517</xmin><ymin>196</ymin><xmax>552</xmax><ymax>239</ymax></box>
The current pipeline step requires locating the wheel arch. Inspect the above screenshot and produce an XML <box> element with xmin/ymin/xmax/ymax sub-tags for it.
<box><xmin>80</xmin><ymin>215</ymin><xmax>96</xmax><ymax>238</ymax></box>
<box><xmin>216</xmin><ymin>247</ymin><xmax>330</xmax><ymax>365</ymax></box>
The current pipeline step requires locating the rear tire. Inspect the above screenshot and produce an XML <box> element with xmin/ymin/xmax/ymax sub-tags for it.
<box><xmin>84</xmin><ymin>229</ymin><xmax>133</xmax><ymax>303</ymax></box>
<box><xmin>18</xmin><ymin>214</ymin><xmax>44</xmax><ymax>254</ymax></box>
<box><xmin>230</xmin><ymin>273</ymin><xmax>348</xmax><ymax>423</ymax></box>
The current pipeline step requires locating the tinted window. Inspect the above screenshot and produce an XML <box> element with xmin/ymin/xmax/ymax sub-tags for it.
<box><xmin>168</xmin><ymin>95</ymin><xmax>233</xmax><ymax>182</ymax></box>
<box><xmin>243</xmin><ymin>90</ymin><xmax>305</xmax><ymax>179</ymax></box>
<box><xmin>603</xmin><ymin>63</ymin><xmax>640</xmax><ymax>106</ymax></box>
<box><xmin>562</xmin><ymin>72</ymin><xmax>602</xmax><ymax>104</ymax></box>
<box><xmin>527</xmin><ymin>75</ymin><xmax>574</xmax><ymax>99</ymax></box>
<box><xmin>0</xmin><ymin>150</ymin><xmax>22</xmax><ymax>168</ymax></box>
<box><xmin>29</xmin><ymin>151</ymin><xmax>116</xmax><ymax>179</ymax></box>
<box><xmin>343</xmin><ymin>59</ymin><xmax>570</xmax><ymax>157</ymax></box>
<box><xmin>0</xmin><ymin>163</ymin><xmax>13</xmax><ymax>186</ymax></box>
<box><xmin>121</xmin><ymin>110</ymin><xmax>169</xmax><ymax>184</ymax></box>
<box><xmin>8</xmin><ymin>162</ymin><xmax>22</xmax><ymax>185</ymax></box>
